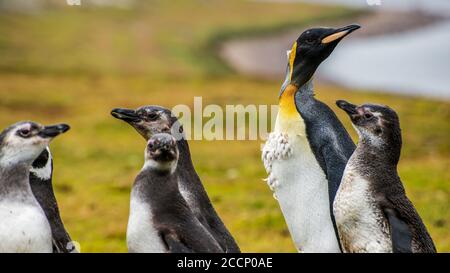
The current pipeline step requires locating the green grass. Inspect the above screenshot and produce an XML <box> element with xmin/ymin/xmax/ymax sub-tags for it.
<box><xmin>0</xmin><ymin>1</ymin><xmax>448</xmax><ymax>252</ymax></box>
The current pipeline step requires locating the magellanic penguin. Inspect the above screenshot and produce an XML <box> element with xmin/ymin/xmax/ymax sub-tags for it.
<box><xmin>261</xmin><ymin>25</ymin><xmax>360</xmax><ymax>252</ymax></box>
<box><xmin>334</xmin><ymin>100</ymin><xmax>436</xmax><ymax>253</ymax></box>
<box><xmin>0</xmin><ymin>121</ymin><xmax>70</xmax><ymax>253</ymax></box>
<box><xmin>111</xmin><ymin>106</ymin><xmax>240</xmax><ymax>253</ymax></box>
<box><xmin>127</xmin><ymin>133</ymin><xmax>223</xmax><ymax>253</ymax></box>
<box><xmin>29</xmin><ymin>148</ymin><xmax>77</xmax><ymax>253</ymax></box>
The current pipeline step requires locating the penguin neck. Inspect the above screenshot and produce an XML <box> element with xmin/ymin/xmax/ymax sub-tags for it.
<box><xmin>30</xmin><ymin>147</ymin><xmax>53</xmax><ymax>182</ymax></box>
<box><xmin>176</xmin><ymin>138</ymin><xmax>195</xmax><ymax>170</ymax></box>
<box><xmin>356</xmin><ymin>140</ymin><xmax>400</xmax><ymax>170</ymax></box>
<box><xmin>297</xmin><ymin>78</ymin><xmax>314</xmax><ymax>96</ymax></box>
<box><xmin>276</xmin><ymin>80</ymin><xmax>313</xmax><ymax>134</ymax></box>
<box><xmin>142</xmin><ymin>158</ymin><xmax>178</xmax><ymax>175</ymax></box>
<box><xmin>0</xmin><ymin>162</ymin><xmax>33</xmax><ymax>198</ymax></box>
<box><xmin>136</xmin><ymin>167</ymin><xmax>181</xmax><ymax>209</ymax></box>
<box><xmin>278</xmin><ymin>79</ymin><xmax>313</xmax><ymax>116</ymax></box>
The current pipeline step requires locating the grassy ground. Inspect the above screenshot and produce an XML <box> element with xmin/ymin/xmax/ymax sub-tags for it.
<box><xmin>0</xmin><ymin>1</ymin><xmax>448</xmax><ymax>252</ymax></box>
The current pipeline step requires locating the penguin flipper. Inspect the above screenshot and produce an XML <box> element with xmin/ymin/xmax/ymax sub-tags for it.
<box><xmin>30</xmin><ymin>148</ymin><xmax>76</xmax><ymax>253</ymax></box>
<box><xmin>320</xmin><ymin>143</ymin><xmax>349</xmax><ymax>201</ymax></box>
<box><xmin>30</xmin><ymin>176</ymin><xmax>75</xmax><ymax>253</ymax></box>
<box><xmin>161</xmin><ymin>231</ymin><xmax>194</xmax><ymax>253</ymax></box>
<box><xmin>384</xmin><ymin>208</ymin><xmax>413</xmax><ymax>253</ymax></box>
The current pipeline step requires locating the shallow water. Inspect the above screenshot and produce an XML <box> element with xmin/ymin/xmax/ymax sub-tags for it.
<box><xmin>321</xmin><ymin>20</ymin><xmax>450</xmax><ymax>99</ymax></box>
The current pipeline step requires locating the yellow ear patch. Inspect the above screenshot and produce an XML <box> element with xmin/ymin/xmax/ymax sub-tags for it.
<box><xmin>288</xmin><ymin>42</ymin><xmax>297</xmax><ymax>81</ymax></box>
<box><xmin>321</xmin><ymin>30</ymin><xmax>349</xmax><ymax>44</ymax></box>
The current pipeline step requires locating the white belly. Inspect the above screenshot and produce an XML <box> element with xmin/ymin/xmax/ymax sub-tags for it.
<box><xmin>269</xmin><ymin>135</ymin><xmax>340</xmax><ymax>252</ymax></box>
<box><xmin>262</xmin><ymin>110</ymin><xmax>341</xmax><ymax>252</ymax></box>
<box><xmin>0</xmin><ymin>201</ymin><xmax>52</xmax><ymax>253</ymax></box>
<box><xmin>127</xmin><ymin>191</ymin><xmax>166</xmax><ymax>253</ymax></box>
<box><xmin>333</xmin><ymin>165</ymin><xmax>391</xmax><ymax>253</ymax></box>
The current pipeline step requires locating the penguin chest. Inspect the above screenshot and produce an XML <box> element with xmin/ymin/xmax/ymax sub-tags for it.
<box><xmin>0</xmin><ymin>201</ymin><xmax>52</xmax><ymax>253</ymax></box>
<box><xmin>334</xmin><ymin>167</ymin><xmax>391</xmax><ymax>253</ymax></box>
<box><xmin>127</xmin><ymin>192</ymin><xmax>166</xmax><ymax>253</ymax></box>
<box><xmin>262</xmin><ymin>113</ymin><xmax>340</xmax><ymax>252</ymax></box>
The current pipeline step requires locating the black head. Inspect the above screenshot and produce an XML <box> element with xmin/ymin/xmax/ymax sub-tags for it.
<box><xmin>111</xmin><ymin>105</ymin><xmax>184</xmax><ymax>140</ymax></box>
<box><xmin>336</xmin><ymin>100</ymin><xmax>401</xmax><ymax>151</ymax></box>
<box><xmin>0</xmin><ymin>121</ymin><xmax>70</xmax><ymax>166</ymax></box>
<box><xmin>281</xmin><ymin>24</ymin><xmax>360</xmax><ymax>92</ymax></box>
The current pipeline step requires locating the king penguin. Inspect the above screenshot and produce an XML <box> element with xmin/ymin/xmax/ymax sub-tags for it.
<box><xmin>334</xmin><ymin>100</ymin><xmax>436</xmax><ymax>253</ymax></box>
<box><xmin>127</xmin><ymin>133</ymin><xmax>223</xmax><ymax>253</ymax></box>
<box><xmin>29</xmin><ymin>148</ymin><xmax>76</xmax><ymax>253</ymax></box>
<box><xmin>111</xmin><ymin>106</ymin><xmax>240</xmax><ymax>253</ymax></box>
<box><xmin>0</xmin><ymin>121</ymin><xmax>70</xmax><ymax>253</ymax></box>
<box><xmin>261</xmin><ymin>25</ymin><xmax>359</xmax><ymax>252</ymax></box>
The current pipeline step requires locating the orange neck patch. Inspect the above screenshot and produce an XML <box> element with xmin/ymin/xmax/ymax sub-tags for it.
<box><xmin>279</xmin><ymin>84</ymin><xmax>299</xmax><ymax>117</ymax></box>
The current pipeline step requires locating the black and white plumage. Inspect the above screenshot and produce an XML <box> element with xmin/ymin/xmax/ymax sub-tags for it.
<box><xmin>127</xmin><ymin>133</ymin><xmax>223</xmax><ymax>253</ymax></box>
<box><xmin>0</xmin><ymin>121</ymin><xmax>70</xmax><ymax>253</ymax></box>
<box><xmin>29</xmin><ymin>147</ymin><xmax>76</xmax><ymax>253</ymax></box>
<box><xmin>334</xmin><ymin>100</ymin><xmax>436</xmax><ymax>253</ymax></box>
<box><xmin>262</xmin><ymin>25</ymin><xmax>359</xmax><ymax>252</ymax></box>
<box><xmin>111</xmin><ymin>106</ymin><xmax>240</xmax><ymax>253</ymax></box>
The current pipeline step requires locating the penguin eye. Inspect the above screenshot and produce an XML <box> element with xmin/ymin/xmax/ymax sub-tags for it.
<box><xmin>305</xmin><ymin>37</ymin><xmax>316</xmax><ymax>45</ymax></box>
<box><xmin>148</xmin><ymin>139</ymin><xmax>158</xmax><ymax>149</ymax></box>
<box><xmin>147</xmin><ymin>112</ymin><xmax>159</xmax><ymax>121</ymax></box>
<box><xmin>18</xmin><ymin>128</ymin><xmax>31</xmax><ymax>138</ymax></box>
<box><xmin>364</xmin><ymin>113</ymin><xmax>374</xmax><ymax>120</ymax></box>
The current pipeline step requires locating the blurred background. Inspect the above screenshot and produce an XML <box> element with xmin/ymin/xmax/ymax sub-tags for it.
<box><xmin>0</xmin><ymin>0</ymin><xmax>448</xmax><ymax>252</ymax></box>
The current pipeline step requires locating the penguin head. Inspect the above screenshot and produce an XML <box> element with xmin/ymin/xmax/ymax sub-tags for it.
<box><xmin>144</xmin><ymin>133</ymin><xmax>179</xmax><ymax>173</ymax></box>
<box><xmin>336</xmin><ymin>100</ymin><xmax>401</xmax><ymax>150</ymax></box>
<box><xmin>281</xmin><ymin>24</ymin><xmax>360</xmax><ymax>93</ymax></box>
<box><xmin>0</xmin><ymin>121</ymin><xmax>70</xmax><ymax>167</ymax></box>
<box><xmin>111</xmin><ymin>106</ymin><xmax>182</xmax><ymax>140</ymax></box>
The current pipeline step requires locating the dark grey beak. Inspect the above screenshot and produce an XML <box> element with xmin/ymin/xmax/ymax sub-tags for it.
<box><xmin>322</xmin><ymin>24</ymin><xmax>360</xmax><ymax>44</ymax></box>
<box><xmin>111</xmin><ymin>108</ymin><xmax>141</xmax><ymax>123</ymax></box>
<box><xmin>38</xmin><ymin>124</ymin><xmax>70</xmax><ymax>138</ymax></box>
<box><xmin>336</xmin><ymin>100</ymin><xmax>358</xmax><ymax>115</ymax></box>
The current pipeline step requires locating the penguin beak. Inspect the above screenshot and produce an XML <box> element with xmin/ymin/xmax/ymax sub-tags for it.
<box><xmin>321</xmin><ymin>24</ymin><xmax>360</xmax><ymax>44</ymax></box>
<box><xmin>336</xmin><ymin>100</ymin><xmax>358</xmax><ymax>116</ymax></box>
<box><xmin>111</xmin><ymin>108</ymin><xmax>141</xmax><ymax>123</ymax></box>
<box><xmin>38</xmin><ymin>124</ymin><xmax>70</xmax><ymax>138</ymax></box>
